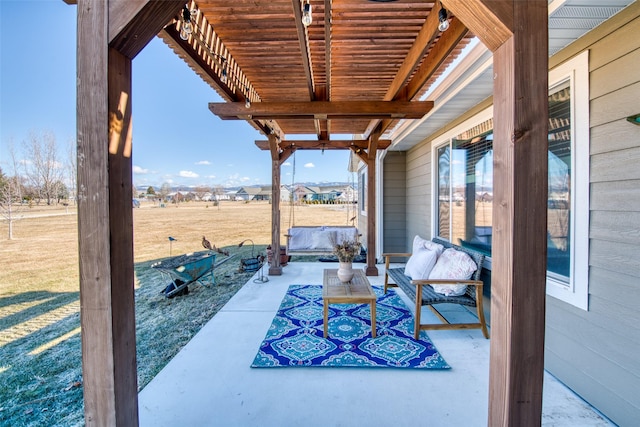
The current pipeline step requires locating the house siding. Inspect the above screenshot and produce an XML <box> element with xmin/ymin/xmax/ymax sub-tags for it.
<box><xmin>386</xmin><ymin>7</ymin><xmax>640</xmax><ymax>425</ymax></box>
<box><xmin>405</xmin><ymin>140</ymin><xmax>432</xmax><ymax>243</ymax></box>
<box><xmin>382</xmin><ymin>152</ymin><xmax>407</xmax><ymax>253</ymax></box>
<box><xmin>545</xmin><ymin>12</ymin><xmax>640</xmax><ymax>426</ymax></box>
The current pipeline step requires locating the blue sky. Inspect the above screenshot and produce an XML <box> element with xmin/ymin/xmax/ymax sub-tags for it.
<box><xmin>0</xmin><ymin>1</ymin><xmax>353</xmax><ymax>189</ymax></box>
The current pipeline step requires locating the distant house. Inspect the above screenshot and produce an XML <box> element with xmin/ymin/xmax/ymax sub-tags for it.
<box><xmin>292</xmin><ymin>184</ymin><xmax>315</xmax><ymax>202</ymax></box>
<box><xmin>294</xmin><ymin>184</ymin><xmax>356</xmax><ymax>202</ymax></box>
<box><xmin>235</xmin><ymin>186</ymin><xmax>272</xmax><ymax>201</ymax></box>
<box><xmin>280</xmin><ymin>185</ymin><xmax>291</xmax><ymax>202</ymax></box>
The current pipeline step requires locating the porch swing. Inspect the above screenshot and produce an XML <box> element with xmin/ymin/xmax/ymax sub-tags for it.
<box><xmin>284</xmin><ymin>151</ymin><xmax>360</xmax><ymax>256</ymax></box>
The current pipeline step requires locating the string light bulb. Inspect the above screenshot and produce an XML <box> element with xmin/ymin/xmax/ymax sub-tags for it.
<box><xmin>221</xmin><ymin>68</ymin><xmax>228</xmax><ymax>84</ymax></box>
<box><xmin>245</xmin><ymin>97</ymin><xmax>251</xmax><ymax>109</ymax></box>
<box><xmin>438</xmin><ymin>8</ymin><xmax>449</xmax><ymax>32</ymax></box>
<box><xmin>302</xmin><ymin>0</ymin><xmax>312</xmax><ymax>27</ymax></box>
<box><xmin>180</xmin><ymin>6</ymin><xmax>193</xmax><ymax>40</ymax></box>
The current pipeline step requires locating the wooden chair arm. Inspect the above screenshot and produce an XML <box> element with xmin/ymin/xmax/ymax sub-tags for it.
<box><xmin>381</xmin><ymin>252</ymin><xmax>412</xmax><ymax>258</ymax></box>
<box><xmin>382</xmin><ymin>252</ymin><xmax>412</xmax><ymax>271</ymax></box>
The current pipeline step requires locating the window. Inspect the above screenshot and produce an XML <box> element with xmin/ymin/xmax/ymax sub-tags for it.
<box><xmin>359</xmin><ymin>169</ymin><xmax>367</xmax><ymax>215</ymax></box>
<box><xmin>433</xmin><ymin>51</ymin><xmax>589</xmax><ymax>309</ymax></box>
<box><xmin>435</xmin><ymin>119</ymin><xmax>494</xmax><ymax>258</ymax></box>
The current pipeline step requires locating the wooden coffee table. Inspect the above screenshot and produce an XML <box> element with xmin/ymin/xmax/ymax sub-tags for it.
<box><xmin>322</xmin><ymin>268</ymin><xmax>377</xmax><ymax>338</ymax></box>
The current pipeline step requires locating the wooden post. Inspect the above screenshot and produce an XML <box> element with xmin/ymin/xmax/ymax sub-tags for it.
<box><xmin>77</xmin><ymin>2</ymin><xmax>138</xmax><ymax>424</ymax></box>
<box><xmin>268</xmin><ymin>134</ymin><xmax>282</xmax><ymax>275</ymax></box>
<box><xmin>489</xmin><ymin>8</ymin><xmax>548</xmax><ymax>423</ymax></box>
<box><xmin>365</xmin><ymin>134</ymin><xmax>379</xmax><ymax>276</ymax></box>
<box><xmin>442</xmin><ymin>1</ymin><xmax>548</xmax><ymax>425</ymax></box>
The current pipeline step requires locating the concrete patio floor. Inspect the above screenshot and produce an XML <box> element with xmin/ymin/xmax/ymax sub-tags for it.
<box><xmin>138</xmin><ymin>262</ymin><xmax>612</xmax><ymax>427</ymax></box>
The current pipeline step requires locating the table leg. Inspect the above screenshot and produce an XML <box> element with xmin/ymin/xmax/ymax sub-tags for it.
<box><xmin>323</xmin><ymin>299</ymin><xmax>329</xmax><ymax>338</ymax></box>
<box><xmin>370</xmin><ymin>301</ymin><xmax>376</xmax><ymax>338</ymax></box>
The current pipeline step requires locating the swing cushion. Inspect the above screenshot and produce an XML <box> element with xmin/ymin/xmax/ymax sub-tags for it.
<box><xmin>286</xmin><ymin>226</ymin><xmax>359</xmax><ymax>253</ymax></box>
<box><xmin>288</xmin><ymin>228</ymin><xmax>316</xmax><ymax>250</ymax></box>
<box><xmin>311</xmin><ymin>230</ymin><xmax>336</xmax><ymax>250</ymax></box>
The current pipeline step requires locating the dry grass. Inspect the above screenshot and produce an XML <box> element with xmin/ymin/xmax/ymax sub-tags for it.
<box><xmin>0</xmin><ymin>200</ymin><xmax>353</xmax><ymax>426</ymax></box>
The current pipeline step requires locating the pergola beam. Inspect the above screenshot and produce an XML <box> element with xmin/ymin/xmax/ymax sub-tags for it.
<box><xmin>210</xmin><ymin>101</ymin><xmax>433</xmax><ymax>120</ymax></box>
<box><xmin>440</xmin><ymin>0</ymin><xmax>513</xmax><ymax>51</ymax></box>
<box><xmin>108</xmin><ymin>0</ymin><xmax>184</xmax><ymax>59</ymax></box>
<box><xmin>255</xmin><ymin>139</ymin><xmax>392</xmax><ymax>151</ymax></box>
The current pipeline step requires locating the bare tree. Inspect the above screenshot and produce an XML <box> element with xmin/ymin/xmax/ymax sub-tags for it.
<box><xmin>158</xmin><ymin>182</ymin><xmax>171</xmax><ymax>202</ymax></box>
<box><xmin>193</xmin><ymin>185</ymin><xmax>210</xmax><ymax>202</ymax></box>
<box><xmin>212</xmin><ymin>185</ymin><xmax>225</xmax><ymax>210</ymax></box>
<box><xmin>24</xmin><ymin>130</ymin><xmax>64</xmax><ymax>205</ymax></box>
<box><xmin>66</xmin><ymin>138</ymin><xmax>77</xmax><ymax>205</ymax></box>
<box><xmin>0</xmin><ymin>145</ymin><xmax>26</xmax><ymax>239</ymax></box>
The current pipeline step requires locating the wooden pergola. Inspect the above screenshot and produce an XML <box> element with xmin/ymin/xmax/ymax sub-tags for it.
<box><xmin>70</xmin><ymin>0</ymin><xmax>548</xmax><ymax>425</ymax></box>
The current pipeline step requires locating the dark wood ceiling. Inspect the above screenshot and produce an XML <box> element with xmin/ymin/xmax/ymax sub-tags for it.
<box><xmin>159</xmin><ymin>0</ymin><xmax>472</xmax><ymax>144</ymax></box>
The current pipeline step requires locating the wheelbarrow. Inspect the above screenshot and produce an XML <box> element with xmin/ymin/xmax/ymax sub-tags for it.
<box><xmin>152</xmin><ymin>251</ymin><xmax>235</xmax><ymax>298</ymax></box>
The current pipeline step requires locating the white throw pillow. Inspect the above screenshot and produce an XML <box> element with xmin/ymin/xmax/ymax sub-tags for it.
<box><xmin>428</xmin><ymin>248</ymin><xmax>478</xmax><ymax>296</ymax></box>
<box><xmin>412</xmin><ymin>235</ymin><xmax>430</xmax><ymax>254</ymax></box>
<box><xmin>412</xmin><ymin>235</ymin><xmax>444</xmax><ymax>256</ymax></box>
<box><xmin>404</xmin><ymin>246</ymin><xmax>439</xmax><ymax>280</ymax></box>
<box><xmin>423</xmin><ymin>240</ymin><xmax>444</xmax><ymax>256</ymax></box>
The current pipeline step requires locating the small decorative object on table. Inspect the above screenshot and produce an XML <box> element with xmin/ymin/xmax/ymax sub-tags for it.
<box><xmin>333</xmin><ymin>237</ymin><xmax>362</xmax><ymax>283</ymax></box>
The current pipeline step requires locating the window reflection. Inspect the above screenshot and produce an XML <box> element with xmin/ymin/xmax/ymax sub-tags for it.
<box><xmin>435</xmin><ymin>81</ymin><xmax>572</xmax><ymax>282</ymax></box>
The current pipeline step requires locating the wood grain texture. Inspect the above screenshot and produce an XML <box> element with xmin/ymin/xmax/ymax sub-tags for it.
<box><xmin>210</xmin><ymin>100</ymin><xmax>433</xmax><ymax>120</ymax></box>
<box><xmin>366</xmin><ymin>137</ymin><xmax>378</xmax><ymax>276</ymax></box>
<box><xmin>109</xmin><ymin>0</ymin><xmax>184</xmax><ymax>59</ymax></box>
<box><xmin>488</xmin><ymin>1</ymin><xmax>548</xmax><ymax>425</ymax></box>
<box><xmin>269</xmin><ymin>143</ymin><xmax>282</xmax><ymax>275</ymax></box>
<box><xmin>255</xmin><ymin>139</ymin><xmax>391</xmax><ymax>151</ymax></box>
<box><xmin>77</xmin><ymin>1</ymin><xmax>116</xmax><ymax>425</ymax></box>
<box><xmin>107</xmin><ymin>47</ymin><xmax>139</xmax><ymax>425</ymax></box>
<box><xmin>441</xmin><ymin>0</ymin><xmax>513</xmax><ymax>51</ymax></box>
<box><xmin>290</xmin><ymin>0</ymin><xmax>314</xmax><ymax>99</ymax></box>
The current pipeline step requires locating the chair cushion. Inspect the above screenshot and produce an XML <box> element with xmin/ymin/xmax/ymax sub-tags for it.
<box><xmin>404</xmin><ymin>246</ymin><xmax>438</xmax><ymax>279</ymax></box>
<box><xmin>428</xmin><ymin>248</ymin><xmax>478</xmax><ymax>296</ymax></box>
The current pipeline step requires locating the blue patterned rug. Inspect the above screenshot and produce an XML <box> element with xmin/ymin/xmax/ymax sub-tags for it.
<box><xmin>251</xmin><ymin>285</ymin><xmax>450</xmax><ymax>369</ymax></box>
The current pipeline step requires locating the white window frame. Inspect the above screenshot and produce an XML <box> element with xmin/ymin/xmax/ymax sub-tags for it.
<box><xmin>430</xmin><ymin>50</ymin><xmax>589</xmax><ymax>310</ymax></box>
<box><xmin>358</xmin><ymin>167</ymin><xmax>367</xmax><ymax>216</ymax></box>
<box><xmin>546</xmin><ymin>50</ymin><xmax>590</xmax><ymax>310</ymax></box>
<box><xmin>431</xmin><ymin>107</ymin><xmax>494</xmax><ymax>268</ymax></box>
